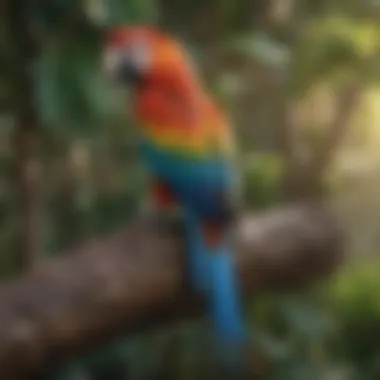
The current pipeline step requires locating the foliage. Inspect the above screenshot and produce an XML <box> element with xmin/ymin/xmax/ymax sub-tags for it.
<box><xmin>243</xmin><ymin>153</ymin><xmax>283</xmax><ymax>209</ymax></box>
<box><xmin>290</xmin><ymin>15</ymin><xmax>380</xmax><ymax>95</ymax></box>
<box><xmin>326</xmin><ymin>261</ymin><xmax>380</xmax><ymax>378</ymax></box>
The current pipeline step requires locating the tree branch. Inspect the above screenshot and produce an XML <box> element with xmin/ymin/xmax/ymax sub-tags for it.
<box><xmin>0</xmin><ymin>203</ymin><xmax>344</xmax><ymax>379</ymax></box>
<box><xmin>311</xmin><ymin>83</ymin><xmax>362</xmax><ymax>177</ymax></box>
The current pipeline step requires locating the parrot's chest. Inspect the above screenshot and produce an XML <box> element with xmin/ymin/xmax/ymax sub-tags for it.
<box><xmin>135</xmin><ymin>88</ymin><xmax>231</xmax><ymax>157</ymax></box>
<box><xmin>140</xmin><ymin>140</ymin><xmax>230</xmax><ymax>187</ymax></box>
<box><xmin>140</xmin><ymin>140</ymin><xmax>239</xmax><ymax>219</ymax></box>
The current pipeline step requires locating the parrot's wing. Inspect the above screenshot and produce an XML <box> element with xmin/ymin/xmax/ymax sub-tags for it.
<box><xmin>202</xmin><ymin>98</ymin><xmax>236</xmax><ymax>158</ymax></box>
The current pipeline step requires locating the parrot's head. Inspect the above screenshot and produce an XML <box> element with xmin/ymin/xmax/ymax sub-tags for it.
<box><xmin>103</xmin><ymin>26</ymin><xmax>195</xmax><ymax>88</ymax></box>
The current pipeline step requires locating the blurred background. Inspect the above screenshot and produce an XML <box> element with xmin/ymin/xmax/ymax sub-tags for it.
<box><xmin>1</xmin><ymin>0</ymin><xmax>380</xmax><ymax>379</ymax></box>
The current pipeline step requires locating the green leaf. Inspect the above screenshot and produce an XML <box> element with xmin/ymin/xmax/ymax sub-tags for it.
<box><xmin>225</xmin><ymin>33</ymin><xmax>290</xmax><ymax>70</ymax></box>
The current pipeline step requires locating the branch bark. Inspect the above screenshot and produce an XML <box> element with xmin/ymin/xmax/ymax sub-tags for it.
<box><xmin>0</xmin><ymin>203</ymin><xmax>344</xmax><ymax>379</ymax></box>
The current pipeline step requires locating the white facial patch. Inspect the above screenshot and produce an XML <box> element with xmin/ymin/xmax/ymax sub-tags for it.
<box><xmin>128</xmin><ymin>39</ymin><xmax>152</xmax><ymax>73</ymax></box>
<box><xmin>103</xmin><ymin>47</ymin><xmax>123</xmax><ymax>76</ymax></box>
<box><xmin>103</xmin><ymin>39</ymin><xmax>152</xmax><ymax>79</ymax></box>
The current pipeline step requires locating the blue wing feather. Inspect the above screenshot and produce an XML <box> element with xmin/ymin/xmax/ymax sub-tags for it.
<box><xmin>140</xmin><ymin>140</ymin><xmax>238</xmax><ymax>220</ymax></box>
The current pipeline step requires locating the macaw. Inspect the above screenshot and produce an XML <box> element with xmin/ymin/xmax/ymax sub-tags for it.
<box><xmin>103</xmin><ymin>26</ymin><xmax>247</xmax><ymax>365</ymax></box>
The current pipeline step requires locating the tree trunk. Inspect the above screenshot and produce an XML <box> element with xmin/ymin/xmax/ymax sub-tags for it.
<box><xmin>9</xmin><ymin>0</ymin><xmax>43</xmax><ymax>270</ymax></box>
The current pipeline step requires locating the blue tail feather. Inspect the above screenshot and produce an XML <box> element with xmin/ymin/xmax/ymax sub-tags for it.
<box><xmin>186</xmin><ymin>215</ymin><xmax>210</xmax><ymax>292</ymax></box>
<box><xmin>186</xmin><ymin>215</ymin><xmax>246</xmax><ymax>365</ymax></box>
<box><xmin>208</xmin><ymin>246</ymin><xmax>246</xmax><ymax>359</ymax></box>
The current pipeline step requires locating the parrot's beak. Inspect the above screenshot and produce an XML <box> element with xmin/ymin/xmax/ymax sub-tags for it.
<box><xmin>102</xmin><ymin>47</ymin><xmax>144</xmax><ymax>86</ymax></box>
